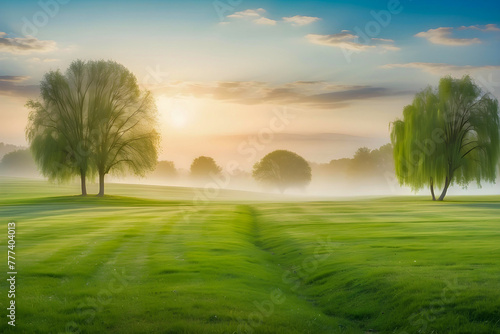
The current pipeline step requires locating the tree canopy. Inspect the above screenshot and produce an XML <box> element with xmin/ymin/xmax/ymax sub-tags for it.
<box><xmin>190</xmin><ymin>156</ymin><xmax>222</xmax><ymax>180</ymax></box>
<box><xmin>0</xmin><ymin>149</ymin><xmax>38</xmax><ymax>177</ymax></box>
<box><xmin>390</xmin><ymin>75</ymin><xmax>500</xmax><ymax>200</ymax></box>
<box><xmin>26</xmin><ymin>59</ymin><xmax>160</xmax><ymax>196</ymax></box>
<box><xmin>252</xmin><ymin>150</ymin><xmax>311</xmax><ymax>193</ymax></box>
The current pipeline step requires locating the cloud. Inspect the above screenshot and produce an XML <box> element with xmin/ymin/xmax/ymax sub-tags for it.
<box><xmin>225</xmin><ymin>9</ymin><xmax>321</xmax><ymax>27</ymax></box>
<box><xmin>458</xmin><ymin>24</ymin><xmax>500</xmax><ymax>32</ymax></box>
<box><xmin>283</xmin><ymin>15</ymin><xmax>320</xmax><ymax>26</ymax></box>
<box><xmin>148</xmin><ymin>80</ymin><xmax>406</xmax><ymax>109</ymax></box>
<box><xmin>227</xmin><ymin>8</ymin><xmax>266</xmax><ymax>18</ymax></box>
<box><xmin>0</xmin><ymin>75</ymin><xmax>39</xmax><ymax>97</ymax></box>
<box><xmin>28</xmin><ymin>57</ymin><xmax>60</xmax><ymax>63</ymax></box>
<box><xmin>381</xmin><ymin>62</ymin><xmax>500</xmax><ymax>76</ymax></box>
<box><xmin>307</xmin><ymin>31</ymin><xmax>374</xmax><ymax>51</ymax></box>
<box><xmin>225</xmin><ymin>8</ymin><xmax>278</xmax><ymax>25</ymax></box>
<box><xmin>307</xmin><ymin>31</ymin><xmax>400</xmax><ymax>52</ymax></box>
<box><xmin>0</xmin><ymin>76</ymin><xmax>30</xmax><ymax>83</ymax></box>
<box><xmin>415</xmin><ymin>27</ymin><xmax>481</xmax><ymax>46</ymax></box>
<box><xmin>254</xmin><ymin>17</ymin><xmax>277</xmax><ymax>25</ymax></box>
<box><xmin>0</xmin><ymin>32</ymin><xmax>57</xmax><ymax>55</ymax></box>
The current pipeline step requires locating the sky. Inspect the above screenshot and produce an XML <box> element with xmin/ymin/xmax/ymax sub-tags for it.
<box><xmin>1</xmin><ymin>0</ymin><xmax>499</xmax><ymax>169</ymax></box>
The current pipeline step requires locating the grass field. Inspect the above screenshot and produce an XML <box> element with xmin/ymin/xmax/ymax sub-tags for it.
<box><xmin>1</xmin><ymin>177</ymin><xmax>500</xmax><ymax>333</ymax></box>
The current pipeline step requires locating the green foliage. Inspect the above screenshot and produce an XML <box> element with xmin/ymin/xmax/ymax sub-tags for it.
<box><xmin>151</xmin><ymin>160</ymin><xmax>178</xmax><ymax>179</ymax></box>
<box><xmin>390</xmin><ymin>75</ymin><xmax>500</xmax><ymax>200</ymax></box>
<box><xmin>252</xmin><ymin>150</ymin><xmax>311</xmax><ymax>192</ymax></box>
<box><xmin>25</xmin><ymin>59</ymin><xmax>160</xmax><ymax>195</ymax></box>
<box><xmin>25</xmin><ymin>62</ymin><xmax>97</xmax><ymax>184</ymax></box>
<box><xmin>88</xmin><ymin>60</ymin><xmax>159</xmax><ymax>192</ymax></box>
<box><xmin>313</xmin><ymin>144</ymin><xmax>394</xmax><ymax>180</ymax></box>
<box><xmin>0</xmin><ymin>142</ymin><xmax>22</xmax><ymax>160</ymax></box>
<box><xmin>0</xmin><ymin>149</ymin><xmax>38</xmax><ymax>176</ymax></box>
<box><xmin>190</xmin><ymin>156</ymin><xmax>221</xmax><ymax>180</ymax></box>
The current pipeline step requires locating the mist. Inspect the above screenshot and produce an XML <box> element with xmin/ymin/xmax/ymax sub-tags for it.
<box><xmin>2</xmin><ymin>142</ymin><xmax>499</xmax><ymax>199</ymax></box>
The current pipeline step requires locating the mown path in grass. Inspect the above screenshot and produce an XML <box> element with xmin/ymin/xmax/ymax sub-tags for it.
<box><xmin>1</xmin><ymin>179</ymin><xmax>500</xmax><ymax>333</ymax></box>
<box><xmin>0</xmin><ymin>195</ymin><xmax>349</xmax><ymax>333</ymax></box>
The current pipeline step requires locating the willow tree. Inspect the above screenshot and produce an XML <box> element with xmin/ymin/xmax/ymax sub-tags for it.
<box><xmin>391</xmin><ymin>75</ymin><xmax>499</xmax><ymax>200</ymax></box>
<box><xmin>26</xmin><ymin>60</ymin><xmax>96</xmax><ymax>195</ymax></box>
<box><xmin>26</xmin><ymin>59</ymin><xmax>159</xmax><ymax>196</ymax></box>
<box><xmin>89</xmin><ymin>60</ymin><xmax>159</xmax><ymax>196</ymax></box>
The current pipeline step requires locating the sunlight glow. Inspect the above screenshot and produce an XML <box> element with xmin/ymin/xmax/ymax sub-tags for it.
<box><xmin>156</xmin><ymin>95</ymin><xmax>192</xmax><ymax>128</ymax></box>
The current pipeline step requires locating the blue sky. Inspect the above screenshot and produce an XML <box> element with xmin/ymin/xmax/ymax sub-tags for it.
<box><xmin>1</xmin><ymin>0</ymin><xmax>499</xmax><ymax>167</ymax></box>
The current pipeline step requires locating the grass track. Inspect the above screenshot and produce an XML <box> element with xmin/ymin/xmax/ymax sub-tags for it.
<box><xmin>0</xmin><ymin>178</ymin><xmax>499</xmax><ymax>333</ymax></box>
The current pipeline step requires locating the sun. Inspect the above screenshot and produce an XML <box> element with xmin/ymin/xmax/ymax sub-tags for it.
<box><xmin>156</xmin><ymin>95</ymin><xmax>191</xmax><ymax>128</ymax></box>
<box><xmin>170</xmin><ymin>107</ymin><xmax>188</xmax><ymax>128</ymax></box>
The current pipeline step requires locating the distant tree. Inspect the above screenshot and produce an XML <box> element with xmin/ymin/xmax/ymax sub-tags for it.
<box><xmin>190</xmin><ymin>156</ymin><xmax>221</xmax><ymax>180</ymax></box>
<box><xmin>252</xmin><ymin>150</ymin><xmax>311</xmax><ymax>193</ymax></box>
<box><xmin>0</xmin><ymin>143</ymin><xmax>23</xmax><ymax>160</ymax></box>
<box><xmin>371</xmin><ymin>143</ymin><xmax>394</xmax><ymax>172</ymax></box>
<box><xmin>0</xmin><ymin>149</ymin><xmax>38</xmax><ymax>176</ymax></box>
<box><xmin>349</xmin><ymin>147</ymin><xmax>373</xmax><ymax>177</ymax></box>
<box><xmin>151</xmin><ymin>160</ymin><xmax>177</xmax><ymax>179</ymax></box>
<box><xmin>391</xmin><ymin>75</ymin><xmax>500</xmax><ymax>200</ymax></box>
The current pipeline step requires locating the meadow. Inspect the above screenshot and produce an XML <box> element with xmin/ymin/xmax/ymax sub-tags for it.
<box><xmin>0</xmin><ymin>177</ymin><xmax>499</xmax><ymax>333</ymax></box>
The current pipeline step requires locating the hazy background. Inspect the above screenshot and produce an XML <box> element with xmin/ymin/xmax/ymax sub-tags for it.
<box><xmin>1</xmin><ymin>0</ymin><xmax>499</xmax><ymax>196</ymax></box>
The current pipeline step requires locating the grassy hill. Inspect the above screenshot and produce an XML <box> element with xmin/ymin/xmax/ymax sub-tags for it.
<box><xmin>1</xmin><ymin>178</ymin><xmax>499</xmax><ymax>333</ymax></box>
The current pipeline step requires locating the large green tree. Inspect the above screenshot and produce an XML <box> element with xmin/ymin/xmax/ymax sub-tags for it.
<box><xmin>26</xmin><ymin>60</ymin><xmax>97</xmax><ymax>195</ymax></box>
<box><xmin>252</xmin><ymin>150</ymin><xmax>311</xmax><ymax>193</ymax></box>
<box><xmin>89</xmin><ymin>60</ymin><xmax>159</xmax><ymax>196</ymax></box>
<box><xmin>390</xmin><ymin>75</ymin><xmax>500</xmax><ymax>200</ymax></box>
<box><xmin>26</xmin><ymin>59</ymin><xmax>159</xmax><ymax>196</ymax></box>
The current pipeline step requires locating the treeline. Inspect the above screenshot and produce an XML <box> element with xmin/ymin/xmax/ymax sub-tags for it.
<box><xmin>1</xmin><ymin>144</ymin><xmax>396</xmax><ymax>193</ymax></box>
<box><xmin>309</xmin><ymin>144</ymin><xmax>395</xmax><ymax>194</ymax></box>
<box><xmin>311</xmin><ymin>144</ymin><xmax>393</xmax><ymax>182</ymax></box>
<box><xmin>0</xmin><ymin>142</ymin><xmax>24</xmax><ymax>160</ymax></box>
<box><xmin>0</xmin><ymin>148</ymin><xmax>38</xmax><ymax>177</ymax></box>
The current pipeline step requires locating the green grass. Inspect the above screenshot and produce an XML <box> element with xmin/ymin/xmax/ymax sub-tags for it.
<box><xmin>1</xmin><ymin>177</ymin><xmax>500</xmax><ymax>333</ymax></box>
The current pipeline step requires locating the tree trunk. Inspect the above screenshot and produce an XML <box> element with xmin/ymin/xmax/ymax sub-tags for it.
<box><xmin>438</xmin><ymin>176</ymin><xmax>450</xmax><ymax>201</ymax></box>
<box><xmin>430</xmin><ymin>177</ymin><xmax>435</xmax><ymax>201</ymax></box>
<box><xmin>80</xmin><ymin>171</ymin><xmax>87</xmax><ymax>196</ymax></box>
<box><xmin>97</xmin><ymin>172</ymin><xmax>105</xmax><ymax>197</ymax></box>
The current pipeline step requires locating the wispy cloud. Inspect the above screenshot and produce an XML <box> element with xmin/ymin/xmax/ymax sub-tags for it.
<box><xmin>283</xmin><ymin>15</ymin><xmax>320</xmax><ymax>26</ymax></box>
<box><xmin>28</xmin><ymin>57</ymin><xmax>60</xmax><ymax>63</ymax></box>
<box><xmin>458</xmin><ymin>24</ymin><xmax>500</xmax><ymax>32</ymax></box>
<box><xmin>148</xmin><ymin>80</ymin><xmax>406</xmax><ymax>109</ymax></box>
<box><xmin>0</xmin><ymin>76</ymin><xmax>30</xmax><ymax>83</ymax></box>
<box><xmin>381</xmin><ymin>62</ymin><xmax>500</xmax><ymax>75</ymax></box>
<box><xmin>415</xmin><ymin>27</ymin><xmax>483</xmax><ymax>46</ymax></box>
<box><xmin>307</xmin><ymin>31</ymin><xmax>400</xmax><ymax>52</ymax></box>
<box><xmin>225</xmin><ymin>8</ymin><xmax>277</xmax><ymax>25</ymax></box>
<box><xmin>0</xmin><ymin>32</ymin><xmax>57</xmax><ymax>55</ymax></box>
<box><xmin>0</xmin><ymin>75</ymin><xmax>38</xmax><ymax>97</ymax></box>
<box><xmin>227</xmin><ymin>8</ymin><xmax>266</xmax><ymax>18</ymax></box>
<box><xmin>254</xmin><ymin>17</ymin><xmax>277</xmax><ymax>25</ymax></box>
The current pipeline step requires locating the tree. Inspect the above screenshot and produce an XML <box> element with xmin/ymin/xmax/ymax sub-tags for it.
<box><xmin>151</xmin><ymin>161</ymin><xmax>177</xmax><ymax>179</ymax></box>
<box><xmin>390</xmin><ymin>75</ymin><xmax>500</xmax><ymax>201</ymax></box>
<box><xmin>89</xmin><ymin>60</ymin><xmax>159</xmax><ymax>196</ymax></box>
<box><xmin>349</xmin><ymin>147</ymin><xmax>373</xmax><ymax>177</ymax></box>
<box><xmin>26</xmin><ymin>60</ymin><xmax>96</xmax><ymax>195</ymax></box>
<box><xmin>0</xmin><ymin>149</ymin><xmax>38</xmax><ymax>177</ymax></box>
<box><xmin>26</xmin><ymin>59</ymin><xmax>160</xmax><ymax>196</ymax></box>
<box><xmin>0</xmin><ymin>143</ymin><xmax>22</xmax><ymax>160</ymax></box>
<box><xmin>190</xmin><ymin>156</ymin><xmax>221</xmax><ymax>180</ymax></box>
<box><xmin>252</xmin><ymin>150</ymin><xmax>311</xmax><ymax>193</ymax></box>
